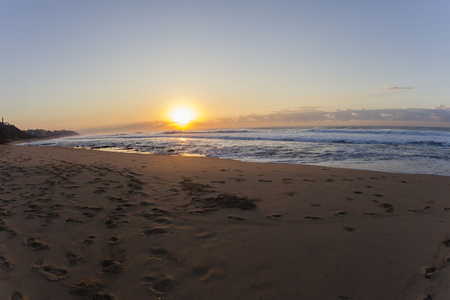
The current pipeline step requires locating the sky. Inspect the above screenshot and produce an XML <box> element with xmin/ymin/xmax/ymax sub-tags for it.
<box><xmin>1</xmin><ymin>0</ymin><xmax>450</xmax><ymax>134</ymax></box>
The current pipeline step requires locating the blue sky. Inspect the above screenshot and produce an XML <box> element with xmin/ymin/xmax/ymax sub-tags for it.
<box><xmin>1</xmin><ymin>0</ymin><xmax>449</xmax><ymax>133</ymax></box>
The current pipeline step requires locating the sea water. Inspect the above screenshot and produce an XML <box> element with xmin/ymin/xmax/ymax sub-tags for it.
<box><xmin>23</xmin><ymin>126</ymin><xmax>450</xmax><ymax>176</ymax></box>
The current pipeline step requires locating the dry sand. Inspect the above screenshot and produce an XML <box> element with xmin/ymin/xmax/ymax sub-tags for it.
<box><xmin>1</xmin><ymin>144</ymin><xmax>449</xmax><ymax>300</ymax></box>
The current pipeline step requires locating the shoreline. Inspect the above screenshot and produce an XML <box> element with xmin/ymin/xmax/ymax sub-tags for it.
<box><xmin>18</xmin><ymin>143</ymin><xmax>450</xmax><ymax>178</ymax></box>
<box><xmin>1</xmin><ymin>144</ymin><xmax>450</xmax><ymax>299</ymax></box>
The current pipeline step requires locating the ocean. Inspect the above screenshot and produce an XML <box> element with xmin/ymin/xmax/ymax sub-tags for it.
<box><xmin>22</xmin><ymin>126</ymin><xmax>450</xmax><ymax>176</ymax></box>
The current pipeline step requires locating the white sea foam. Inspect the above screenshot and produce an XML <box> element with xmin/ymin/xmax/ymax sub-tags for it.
<box><xmin>21</xmin><ymin>126</ymin><xmax>450</xmax><ymax>176</ymax></box>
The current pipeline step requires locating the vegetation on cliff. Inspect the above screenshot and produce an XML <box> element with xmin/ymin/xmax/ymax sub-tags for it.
<box><xmin>0</xmin><ymin>122</ymin><xmax>79</xmax><ymax>144</ymax></box>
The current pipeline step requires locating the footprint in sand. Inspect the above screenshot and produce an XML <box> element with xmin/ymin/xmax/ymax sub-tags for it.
<box><xmin>363</xmin><ymin>212</ymin><xmax>379</xmax><ymax>216</ymax></box>
<box><xmin>10</xmin><ymin>292</ymin><xmax>25</xmax><ymax>300</ymax></box>
<box><xmin>142</xmin><ymin>227</ymin><xmax>168</xmax><ymax>236</ymax></box>
<box><xmin>69</xmin><ymin>278</ymin><xmax>105</xmax><ymax>297</ymax></box>
<box><xmin>69</xmin><ymin>278</ymin><xmax>117</xmax><ymax>300</ymax></box>
<box><xmin>99</xmin><ymin>259</ymin><xmax>123</xmax><ymax>274</ymax></box>
<box><xmin>441</xmin><ymin>238</ymin><xmax>450</xmax><ymax>247</ymax></box>
<box><xmin>23</xmin><ymin>237</ymin><xmax>50</xmax><ymax>250</ymax></box>
<box><xmin>104</xmin><ymin>217</ymin><xmax>118</xmax><ymax>228</ymax></box>
<box><xmin>423</xmin><ymin>267</ymin><xmax>436</xmax><ymax>279</ymax></box>
<box><xmin>142</xmin><ymin>275</ymin><xmax>176</xmax><ymax>295</ymax></box>
<box><xmin>378</xmin><ymin>203</ymin><xmax>394</xmax><ymax>212</ymax></box>
<box><xmin>83</xmin><ymin>235</ymin><xmax>96</xmax><ymax>246</ymax></box>
<box><xmin>149</xmin><ymin>247</ymin><xmax>171</xmax><ymax>260</ymax></box>
<box><xmin>66</xmin><ymin>251</ymin><xmax>82</xmax><ymax>266</ymax></box>
<box><xmin>195</xmin><ymin>231</ymin><xmax>217</xmax><ymax>240</ymax></box>
<box><xmin>152</xmin><ymin>217</ymin><xmax>172</xmax><ymax>225</ymax></box>
<box><xmin>303</xmin><ymin>179</ymin><xmax>316</xmax><ymax>182</ymax></box>
<box><xmin>0</xmin><ymin>255</ymin><xmax>13</xmax><ymax>271</ymax></box>
<box><xmin>44</xmin><ymin>212</ymin><xmax>61</xmax><ymax>219</ymax></box>
<box><xmin>266</xmin><ymin>214</ymin><xmax>282</xmax><ymax>219</ymax></box>
<box><xmin>227</xmin><ymin>216</ymin><xmax>246</xmax><ymax>221</ymax></box>
<box><xmin>65</xmin><ymin>217</ymin><xmax>83</xmax><ymax>223</ymax></box>
<box><xmin>37</xmin><ymin>265</ymin><xmax>69</xmax><ymax>281</ymax></box>
<box><xmin>85</xmin><ymin>293</ymin><xmax>117</xmax><ymax>300</ymax></box>
<box><xmin>304</xmin><ymin>216</ymin><xmax>322</xmax><ymax>220</ymax></box>
<box><xmin>108</xmin><ymin>236</ymin><xmax>124</xmax><ymax>246</ymax></box>
<box><xmin>0</xmin><ymin>218</ymin><xmax>7</xmax><ymax>230</ymax></box>
<box><xmin>192</xmin><ymin>262</ymin><xmax>210</xmax><ymax>277</ymax></box>
<box><xmin>191</xmin><ymin>261</ymin><xmax>227</xmax><ymax>281</ymax></box>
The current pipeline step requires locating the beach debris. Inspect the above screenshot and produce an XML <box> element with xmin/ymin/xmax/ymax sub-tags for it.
<box><xmin>180</xmin><ymin>178</ymin><xmax>215</xmax><ymax>195</ymax></box>
<box><xmin>201</xmin><ymin>193</ymin><xmax>257</xmax><ymax>211</ymax></box>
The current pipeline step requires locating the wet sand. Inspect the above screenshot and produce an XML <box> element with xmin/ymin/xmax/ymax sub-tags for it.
<box><xmin>1</xmin><ymin>144</ymin><xmax>450</xmax><ymax>300</ymax></box>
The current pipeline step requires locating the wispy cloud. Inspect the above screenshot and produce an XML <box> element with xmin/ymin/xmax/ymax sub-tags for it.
<box><xmin>216</xmin><ymin>105</ymin><xmax>450</xmax><ymax>125</ymax></box>
<box><xmin>379</xmin><ymin>86</ymin><xmax>414</xmax><ymax>91</ymax></box>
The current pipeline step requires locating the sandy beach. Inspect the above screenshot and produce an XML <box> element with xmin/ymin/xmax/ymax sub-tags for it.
<box><xmin>1</xmin><ymin>144</ymin><xmax>449</xmax><ymax>300</ymax></box>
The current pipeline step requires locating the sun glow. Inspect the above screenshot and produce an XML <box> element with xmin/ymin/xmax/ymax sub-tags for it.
<box><xmin>168</xmin><ymin>106</ymin><xmax>197</xmax><ymax>128</ymax></box>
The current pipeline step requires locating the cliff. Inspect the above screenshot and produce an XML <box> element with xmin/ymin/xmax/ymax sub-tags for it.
<box><xmin>0</xmin><ymin>122</ymin><xmax>79</xmax><ymax>144</ymax></box>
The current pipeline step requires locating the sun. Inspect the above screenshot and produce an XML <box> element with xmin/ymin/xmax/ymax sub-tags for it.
<box><xmin>168</xmin><ymin>106</ymin><xmax>197</xmax><ymax>128</ymax></box>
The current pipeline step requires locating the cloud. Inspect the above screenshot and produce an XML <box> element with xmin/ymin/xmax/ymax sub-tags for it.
<box><xmin>79</xmin><ymin>105</ymin><xmax>450</xmax><ymax>135</ymax></box>
<box><xmin>433</xmin><ymin>104</ymin><xmax>450</xmax><ymax>110</ymax></box>
<box><xmin>216</xmin><ymin>106</ymin><xmax>450</xmax><ymax>125</ymax></box>
<box><xmin>379</xmin><ymin>86</ymin><xmax>414</xmax><ymax>91</ymax></box>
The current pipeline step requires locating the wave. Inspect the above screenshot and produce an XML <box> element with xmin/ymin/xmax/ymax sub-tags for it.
<box><xmin>309</xmin><ymin>127</ymin><xmax>450</xmax><ymax>136</ymax></box>
<box><xmin>24</xmin><ymin>134</ymin><xmax>450</xmax><ymax>148</ymax></box>
<box><xmin>149</xmin><ymin>134</ymin><xmax>450</xmax><ymax>147</ymax></box>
